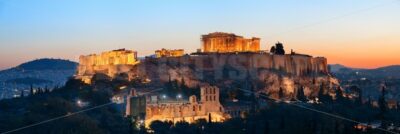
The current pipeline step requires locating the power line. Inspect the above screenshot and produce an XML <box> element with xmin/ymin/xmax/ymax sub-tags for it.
<box><xmin>237</xmin><ymin>88</ymin><xmax>400</xmax><ymax>134</ymax></box>
<box><xmin>1</xmin><ymin>1</ymin><xmax>399</xmax><ymax>133</ymax></box>
<box><xmin>0</xmin><ymin>88</ymin><xmax>164</xmax><ymax>134</ymax></box>
<box><xmin>0</xmin><ymin>102</ymin><xmax>114</xmax><ymax>134</ymax></box>
<box><xmin>268</xmin><ymin>0</ymin><xmax>399</xmax><ymax>38</ymax></box>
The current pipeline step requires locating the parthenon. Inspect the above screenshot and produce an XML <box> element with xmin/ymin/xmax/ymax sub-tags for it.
<box><xmin>201</xmin><ymin>32</ymin><xmax>260</xmax><ymax>53</ymax></box>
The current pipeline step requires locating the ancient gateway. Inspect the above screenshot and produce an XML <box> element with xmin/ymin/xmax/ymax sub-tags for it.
<box><xmin>201</xmin><ymin>32</ymin><xmax>260</xmax><ymax>53</ymax></box>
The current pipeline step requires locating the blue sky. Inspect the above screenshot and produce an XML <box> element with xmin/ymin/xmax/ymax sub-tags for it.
<box><xmin>0</xmin><ymin>0</ymin><xmax>399</xmax><ymax>69</ymax></box>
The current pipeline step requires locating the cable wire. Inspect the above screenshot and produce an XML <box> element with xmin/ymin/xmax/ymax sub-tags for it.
<box><xmin>268</xmin><ymin>0</ymin><xmax>399</xmax><ymax>38</ymax></box>
<box><xmin>237</xmin><ymin>88</ymin><xmax>400</xmax><ymax>134</ymax></box>
<box><xmin>0</xmin><ymin>88</ymin><xmax>164</xmax><ymax>134</ymax></box>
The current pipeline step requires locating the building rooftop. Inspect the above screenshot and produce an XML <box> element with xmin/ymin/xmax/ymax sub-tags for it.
<box><xmin>201</xmin><ymin>32</ymin><xmax>243</xmax><ymax>38</ymax></box>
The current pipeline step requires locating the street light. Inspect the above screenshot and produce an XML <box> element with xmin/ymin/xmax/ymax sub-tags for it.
<box><xmin>176</xmin><ymin>94</ymin><xmax>182</xmax><ymax>99</ymax></box>
<box><xmin>76</xmin><ymin>99</ymin><xmax>82</xmax><ymax>107</ymax></box>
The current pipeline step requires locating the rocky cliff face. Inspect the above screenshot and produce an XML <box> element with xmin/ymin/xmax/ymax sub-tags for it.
<box><xmin>133</xmin><ymin>53</ymin><xmax>339</xmax><ymax>99</ymax></box>
<box><xmin>76</xmin><ymin>52</ymin><xmax>339</xmax><ymax>99</ymax></box>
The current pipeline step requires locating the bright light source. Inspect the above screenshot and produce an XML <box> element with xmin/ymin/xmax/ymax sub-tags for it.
<box><xmin>76</xmin><ymin>99</ymin><xmax>83</xmax><ymax>107</ymax></box>
<box><xmin>76</xmin><ymin>99</ymin><xmax>89</xmax><ymax>107</ymax></box>
<box><xmin>162</xmin><ymin>95</ymin><xmax>167</xmax><ymax>99</ymax></box>
<box><xmin>177</xmin><ymin>94</ymin><xmax>182</xmax><ymax>99</ymax></box>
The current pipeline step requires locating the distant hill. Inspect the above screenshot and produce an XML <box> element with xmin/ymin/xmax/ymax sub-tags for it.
<box><xmin>14</xmin><ymin>58</ymin><xmax>77</xmax><ymax>71</ymax></box>
<box><xmin>329</xmin><ymin>64</ymin><xmax>400</xmax><ymax>80</ymax></box>
<box><xmin>0</xmin><ymin>58</ymin><xmax>78</xmax><ymax>99</ymax></box>
<box><xmin>5</xmin><ymin>77</ymin><xmax>52</xmax><ymax>85</ymax></box>
<box><xmin>358</xmin><ymin>65</ymin><xmax>400</xmax><ymax>79</ymax></box>
<box><xmin>328</xmin><ymin>64</ymin><xmax>350</xmax><ymax>73</ymax></box>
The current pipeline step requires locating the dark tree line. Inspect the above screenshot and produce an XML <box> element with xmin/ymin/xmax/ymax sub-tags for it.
<box><xmin>0</xmin><ymin>79</ymin><xmax>131</xmax><ymax>134</ymax></box>
<box><xmin>270</xmin><ymin>42</ymin><xmax>285</xmax><ymax>55</ymax></box>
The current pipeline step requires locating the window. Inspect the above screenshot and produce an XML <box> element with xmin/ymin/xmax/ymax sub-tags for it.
<box><xmin>193</xmin><ymin>106</ymin><xmax>195</xmax><ymax>111</ymax></box>
<box><xmin>213</xmin><ymin>96</ymin><xmax>216</xmax><ymax>101</ymax></box>
<box><xmin>199</xmin><ymin>105</ymin><xmax>202</xmax><ymax>111</ymax></box>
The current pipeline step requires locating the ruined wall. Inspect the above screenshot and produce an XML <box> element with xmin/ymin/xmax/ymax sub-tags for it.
<box><xmin>155</xmin><ymin>48</ymin><xmax>184</xmax><ymax>58</ymax></box>
<box><xmin>144</xmin><ymin>86</ymin><xmax>226</xmax><ymax>127</ymax></box>
<box><xmin>76</xmin><ymin>49</ymin><xmax>139</xmax><ymax>82</ymax></box>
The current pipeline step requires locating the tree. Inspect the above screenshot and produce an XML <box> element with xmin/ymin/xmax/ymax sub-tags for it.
<box><xmin>208</xmin><ymin>113</ymin><xmax>212</xmax><ymax>124</ymax></box>
<box><xmin>30</xmin><ymin>84</ymin><xmax>34</xmax><ymax>96</ymax></box>
<box><xmin>149</xmin><ymin>120</ymin><xmax>172</xmax><ymax>134</ymax></box>
<box><xmin>318</xmin><ymin>84</ymin><xmax>324</xmax><ymax>99</ymax></box>
<box><xmin>334</xmin><ymin>121</ymin><xmax>340</xmax><ymax>134</ymax></box>
<box><xmin>378</xmin><ymin>86</ymin><xmax>389</xmax><ymax>128</ymax></box>
<box><xmin>44</xmin><ymin>86</ymin><xmax>50</xmax><ymax>93</ymax></box>
<box><xmin>264</xmin><ymin>121</ymin><xmax>270</xmax><ymax>134</ymax></box>
<box><xmin>36</xmin><ymin>87</ymin><xmax>43</xmax><ymax>94</ymax></box>
<box><xmin>275</xmin><ymin>42</ymin><xmax>285</xmax><ymax>55</ymax></box>
<box><xmin>279</xmin><ymin>116</ymin><xmax>285</xmax><ymax>130</ymax></box>
<box><xmin>335</xmin><ymin>87</ymin><xmax>344</xmax><ymax>103</ymax></box>
<box><xmin>180</xmin><ymin>77</ymin><xmax>187</xmax><ymax>95</ymax></box>
<box><xmin>180</xmin><ymin>77</ymin><xmax>186</xmax><ymax>89</ymax></box>
<box><xmin>296</xmin><ymin>86</ymin><xmax>307</xmax><ymax>102</ymax></box>
<box><xmin>351</xmin><ymin>86</ymin><xmax>363</xmax><ymax>105</ymax></box>
<box><xmin>378</xmin><ymin>86</ymin><xmax>387</xmax><ymax>114</ymax></box>
<box><xmin>318</xmin><ymin>83</ymin><xmax>331</xmax><ymax>103</ymax></box>
<box><xmin>366</xmin><ymin>96</ymin><xmax>373</xmax><ymax>109</ymax></box>
<box><xmin>278</xmin><ymin>87</ymin><xmax>284</xmax><ymax>100</ymax></box>
<box><xmin>20</xmin><ymin>90</ymin><xmax>24</xmax><ymax>98</ymax></box>
<box><xmin>171</xmin><ymin>121</ymin><xmax>192</xmax><ymax>134</ymax></box>
<box><xmin>270</xmin><ymin>46</ymin><xmax>276</xmax><ymax>54</ymax></box>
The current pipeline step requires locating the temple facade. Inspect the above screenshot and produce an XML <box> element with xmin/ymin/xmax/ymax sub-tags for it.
<box><xmin>201</xmin><ymin>32</ymin><xmax>260</xmax><ymax>53</ymax></box>
<box><xmin>155</xmin><ymin>48</ymin><xmax>184</xmax><ymax>58</ymax></box>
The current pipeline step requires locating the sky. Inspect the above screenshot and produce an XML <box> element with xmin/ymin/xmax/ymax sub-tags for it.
<box><xmin>0</xmin><ymin>0</ymin><xmax>399</xmax><ymax>70</ymax></box>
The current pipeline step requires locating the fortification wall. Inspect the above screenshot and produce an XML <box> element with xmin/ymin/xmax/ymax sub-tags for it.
<box><xmin>134</xmin><ymin>53</ymin><xmax>337</xmax><ymax>100</ymax></box>
<box><xmin>144</xmin><ymin>53</ymin><xmax>328</xmax><ymax>77</ymax></box>
<box><xmin>76</xmin><ymin>49</ymin><xmax>139</xmax><ymax>81</ymax></box>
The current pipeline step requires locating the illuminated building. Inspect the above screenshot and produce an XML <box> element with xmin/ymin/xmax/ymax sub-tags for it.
<box><xmin>201</xmin><ymin>32</ymin><xmax>260</xmax><ymax>53</ymax></box>
<box><xmin>155</xmin><ymin>48</ymin><xmax>184</xmax><ymax>58</ymax></box>
<box><xmin>76</xmin><ymin>49</ymin><xmax>139</xmax><ymax>84</ymax></box>
<box><xmin>223</xmin><ymin>100</ymin><xmax>252</xmax><ymax>118</ymax></box>
<box><xmin>126</xmin><ymin>86</ymin><xmax>229</xmax><ymax>128</ymax></box>
<box><xmin>126</xmin><ymin>89</ymin><xmax>146</xmax><ymax>121</ymax></box>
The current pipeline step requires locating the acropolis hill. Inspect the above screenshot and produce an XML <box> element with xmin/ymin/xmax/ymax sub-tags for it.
<box><xmin>76</xmin><ymin>32</ymin><xmax>339</xmax><ymax>99</ymax></box>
